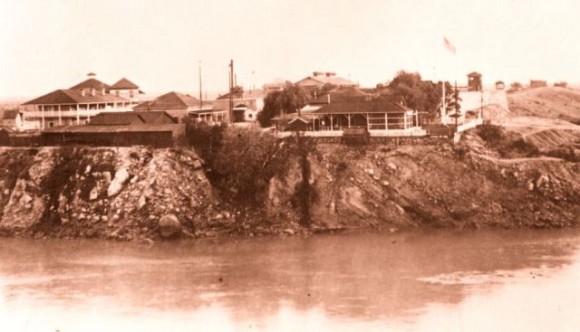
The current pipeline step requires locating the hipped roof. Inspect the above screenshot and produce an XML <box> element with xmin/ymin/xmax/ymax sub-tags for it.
<box><xmin>88</xmin><ymin>111</ymin><xmax>177</xmax><ymax>126</ymax></box>
<box><xmin>133</xmin><ymin>91</ymin><xmax>201</xmax><ymax>111</ymax></box>
<box><xmin>311</xmin><ymin>97</ymin><xmax>410</xmax><ymax>115</ymax></box>
<box><xmin>42</xmin><ymin>123</ymin><xmax>183</xmax><ymax>134</ymax></box>
<box><xmin>22</xmin><ymin>89</ymin><xmax>130</xmax><ymax>105</ymax></box>
<box><xmin>110</xmin><ymin>77</ymin><xmax>140</xmax><ymax>90</ymax></box>
<box><xmin>69</xmin><ymin>78</ymin><xmax>111</xmax><ymax>91</ymax></box>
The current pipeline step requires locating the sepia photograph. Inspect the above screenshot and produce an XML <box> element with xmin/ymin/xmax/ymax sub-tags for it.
<box><xmin>0</xmin><ymin>0</ymin><xmax>579</xmax><ymax>331</ymax></box>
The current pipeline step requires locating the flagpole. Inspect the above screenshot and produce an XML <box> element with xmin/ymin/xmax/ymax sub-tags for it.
<box><xmin>441</xmin><ymin>82</ymin><xmax>446</xmax><ymax>125</ymax></box>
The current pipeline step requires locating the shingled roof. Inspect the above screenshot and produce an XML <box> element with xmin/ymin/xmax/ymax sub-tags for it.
<box><xmin>296</xmin><ymin>73</ymin><xmax>357</xmax><ymax>87</ymax></box>
<box><xmin>133</xmin><ymin>91</ymin><xmax>200</xmax><ymax>111</ymax></box>
<box><xmin>110</xmin><ymin>78</ymin><xmax>140</xmax><ymax>90</ymax></box>
<box><xmin>312</xmin><ymin>97</ymin><xmax>410</xmax><ymax>115</ymax></box>
<box><xmin>22</xmin><ymin>89</ymin><xmax>130</xmax><ymax>105</ymax></box>
<box><xmin>69</xmin><ymin>78</ymin><xmax>111</xmax><ymax>91</ymax></box>
<box><xmin>88</xmin><ymin>111</ymin><xmax>177</xmax><ymax>125</ymax></box>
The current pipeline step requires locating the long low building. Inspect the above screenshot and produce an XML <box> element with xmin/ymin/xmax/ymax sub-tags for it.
<box><xmin>40</xmin><ymin>111</ymin><xmax>184</xmax><ymax>147</ymax></box>
<box><xmin>41</xmin><ymin>124</ymin><xmax>185</xmax><ymax>147</ymax></box>
<box><xmin>272</xmin><ymin>96</ymin><xmax>422</xmax><ymax>136</ymax></box>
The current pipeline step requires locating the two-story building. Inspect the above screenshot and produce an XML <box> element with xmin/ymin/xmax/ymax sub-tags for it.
<box><xmin>20</xmin><ymin>74</ymin><xmax>143</xmax><ymax>129</ymax></box>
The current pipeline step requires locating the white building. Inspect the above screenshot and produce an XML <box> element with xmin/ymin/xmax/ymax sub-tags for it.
<box><xmin>20</xmin><ymin>74</ymin><xmax>143</xmax><ymax>129</ymax></box>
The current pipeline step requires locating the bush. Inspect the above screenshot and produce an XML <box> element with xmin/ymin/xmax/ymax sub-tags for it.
<box><xmin>210</xmin><ymin>127</ymin><xmax>288</xmax><ymax>202</ymax></box>
<box><xmin>183</xmin><ymin>118</ymin><xmax>227</xmax><ymax>158</ymax></box>
<box><xmin>476</xmin><ymin>124</ymin><xmax>505</xmax><ymax>146</ymax></box>
<box><xmin>502</xmin><ymin>138</ymin><xmax>539</xmax><ymax>158</ymax></box>
<box><xmin>477</xmin><ymin>124</ymin><xmax>540</xmax><ymax>158</ymax></box>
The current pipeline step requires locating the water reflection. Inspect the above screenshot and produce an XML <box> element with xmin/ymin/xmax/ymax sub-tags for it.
<box><xmin>1</xmin><ymin>228</ymin><xmax>580</xmax><ymax>331</ymax></box>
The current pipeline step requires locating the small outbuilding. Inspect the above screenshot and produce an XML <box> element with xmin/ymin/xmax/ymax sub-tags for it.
<box><xmin>467</xmin><ymin>72</ymin><xmax>482</xmax><ymax>92</ymax></box>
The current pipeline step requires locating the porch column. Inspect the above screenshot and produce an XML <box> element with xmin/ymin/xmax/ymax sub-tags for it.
<box><xmin>41</xmin><ymin>105</ymin><xmax>45</xmax><ymax>129</ymax></box>
<box><xmin>385</xmin><ymin>112</ymin><xmax>388</xmax><ymax>130</ymax></box>
<box><xmin>76</xmin><ymin>105</ymin><xmax>80</xmax><ymax>125</ymax></box>
<box><xmin>366</xmin><ymin>113</ymin><xmax>369</xmax><ymax>130</ymax></box>
<box><xmin>415</xmin><ymin>112</ymin><xmax>419</xmax><ymax>128</ymax></box>
<box><xmin>404</xmin><ymin>113</ymin><xmax>408</xmax><ymax>129</ymax></box>
<box><xmin>347</xmin><ymin>114</ymin><xmax>351</xmax><ymax>128</ymax></box>
<box><xmin>58</xmin><ymin>104</ymin><xmax>62</xmax><ymax>126</ymax></box>
<box><xmin>330</xmin><ymin>114</ymin><xmax>333</xmax><ymax>130</ymax></box>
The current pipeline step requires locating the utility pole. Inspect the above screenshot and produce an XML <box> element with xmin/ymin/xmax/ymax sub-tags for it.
<box><xmin>199</xmin><ymin>61</ymin><xmax>203</xmax><ymax>108</ymax></box>
<box><xmin>229</xmin><ymin>60</ymin><xmax>234</xmax><ymax>124</ymax></box>
<box><xmin>441</xmin><ymin>81</ymin><xmax>446</xmax><ymax>125</ymax></box>
<box><xmin>454</xmin><ymin>80</ymin><xmax>459</xmax><ymax>128</ymax></box>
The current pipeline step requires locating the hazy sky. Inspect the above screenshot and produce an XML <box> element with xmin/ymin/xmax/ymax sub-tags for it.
<box><xmin>1</xmin><ymin>0</ymin><xmax>579</xmax><ymax>99</ymax></box>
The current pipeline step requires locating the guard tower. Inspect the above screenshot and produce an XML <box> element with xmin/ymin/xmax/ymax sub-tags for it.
<box><xmin>467</xmin><ymin>72</ymin><xmax>482</xmax><ymax>91</ymax></box>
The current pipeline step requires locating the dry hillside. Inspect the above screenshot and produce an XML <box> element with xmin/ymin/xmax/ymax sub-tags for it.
<box><xmin>507</xmin><ymin>87</ymin><xmax>580</xmax><ymax>124</ymax></box>
<box><xmin>484</xmin><ymin>87</ymin><xmax>580</xmax><ymax>153</ymax></box>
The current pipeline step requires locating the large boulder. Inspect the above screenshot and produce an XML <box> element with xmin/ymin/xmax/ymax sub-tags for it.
<box><xmin>107</xmin><ymin>168</ymin><xmax>130</xmax><ymax>197</ymax></box>
<box><xmin>158</xmin><ymin>214</ymin><xmax>182</xmax><ymax>238</ymax></box>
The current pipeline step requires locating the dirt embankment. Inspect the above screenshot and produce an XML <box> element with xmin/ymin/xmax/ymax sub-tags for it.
<box><xmin>0</xmin><ymin>135</ymin><xmax>578</xmax><ymax>242</ymax></box>
<box><xmin>267</xmin><ymin>139</ymin><xmax>579</xmax><ymax>231</ymax></box>
<box><xmin>507</xmin><ymin>87</ymin><xmax>580</xmax><ymax>124</ymax></box>
<box><xmin>486</xmin><ymin>87</ymin><xmax>580</xmax><ymax>160</ymax></box>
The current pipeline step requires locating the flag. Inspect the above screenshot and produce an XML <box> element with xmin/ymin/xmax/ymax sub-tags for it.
<box><xmin>443</xmin><ymin>37</ymin><xmax>456</xmax><ymax>55</ymax></box>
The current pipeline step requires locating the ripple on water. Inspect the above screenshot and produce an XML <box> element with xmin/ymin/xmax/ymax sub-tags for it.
<box><xmin>416</xmin><ymin>266</ymin><xmax>558</xmax><ymax>286</ymax></box>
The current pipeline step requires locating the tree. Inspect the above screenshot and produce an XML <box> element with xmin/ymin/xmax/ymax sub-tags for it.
<box><xmin>258</xmin><ymin>83</ymin><xmax>308</xmax><ymax>127</ymax></box>
<box><xmin>386</xmin><ymin>71</ymin><xmax>444</xmax><ymax>114</ymax></box>
<box><xmin>210</xmin><ymin>126</ymin><xmax>287</xmax><ymax>202</ymax></box>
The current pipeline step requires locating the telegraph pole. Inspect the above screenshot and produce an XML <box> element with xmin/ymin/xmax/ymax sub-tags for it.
<box><xmin>229</xmin><ymin>60</ymin><xmax>234</xmax><ymax>124</ymax></box>
<box><xmin>454</xmin><ymin>81</ymin><xmax>459</xmax><ymax>128</ymax></box>
<box><xmin>199</xmin><ymin>61</ymin><xmax>203</xmax><ymax>108</ymax></box>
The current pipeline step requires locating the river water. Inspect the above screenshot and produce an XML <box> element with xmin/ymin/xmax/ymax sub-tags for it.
<box><xmin>2</xmin><ymin>229</ymin><xmax>580</xmax><ymax>331</ymax></box>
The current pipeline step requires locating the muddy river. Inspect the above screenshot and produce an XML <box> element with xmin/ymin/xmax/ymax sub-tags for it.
<box><xmin>2</xmin><ymin>229</ymin><xmax>580</xmax><ymax>331</ymax></box>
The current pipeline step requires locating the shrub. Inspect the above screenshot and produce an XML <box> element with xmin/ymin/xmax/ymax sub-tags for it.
<box><xmin>502</xmin><ymin>138</ymin><xmax>539</xmax><ymax>158</ymax></box>
<box><xmin>476</xmin><ymin>124</ymin><xmax>505</xmax><ymax>146</ymax></box>
<box><xmin>183</xmin><ymin>118</ymin><xmax>227</xmax><ymax>158</ymax></box>
<box><xmin>210</xmin><ymin>126</ymin><xmax>288</xmax><ymax>202</ymax></box>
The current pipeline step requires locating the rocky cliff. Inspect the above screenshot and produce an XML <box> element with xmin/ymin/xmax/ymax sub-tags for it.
<box><xmin>0</xmin><ymin>146</ymin><xmax>217</xmax><ymax>241</ymax></box>
<box><xmin>268</xmin><ymin>136</ymin><xmax>579</xmax><ymax>232</ymax></box>
<box><xmin>0</xmin><ymin>134</ymin><xmax>578</xmax><ymax>242</ymax></box>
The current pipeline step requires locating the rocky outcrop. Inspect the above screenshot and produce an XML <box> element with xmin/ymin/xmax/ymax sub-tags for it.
<box><xmin>0</xmin><ymin>146</ymin><xmax>223</xmax><ymax>240</ymax></box>
<box><xmin>0</xmin><ymin>137</ymin><xmax>578</xmax><ymax>241</ymax></box>
<box><xmin>267</xmin><ymin>139</ymin><xmax>579</xmax><ymax>231</ymax></box>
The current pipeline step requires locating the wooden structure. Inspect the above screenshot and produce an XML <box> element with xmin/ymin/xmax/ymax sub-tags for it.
<box><xmin>272</xmin><ymin>96</ymin><xmax>420</xmax><ymax>137</ymax></box>
<box><xmin>467</xmin><ymin>72</ymin><xmax>482</xmax><ymax>92</ymax></box>
<box><xmin>530</xmin><ymin>80</ymin><xmax>548</xmax><ymax>88</ymax></box>
<box><xmin>20</xmin><ymin>75</ymin><xmax>144</xmax><ymax>129</ymax></box>
<box><xmin>41</xmin><ymin>124</ymin><xmax>185</xmax><ymax>148</ymax></box>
